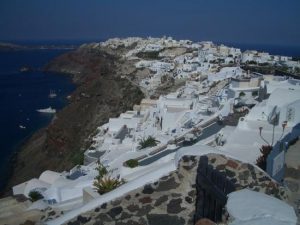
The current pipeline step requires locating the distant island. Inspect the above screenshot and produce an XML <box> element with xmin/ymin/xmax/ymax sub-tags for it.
<box><xmin>0</xmin><ymin>42</ymin><xmax>27</xmax><ymax>51</ymax></box>
<box><xmin>0</xmin><ymin>42</ymin><xmax>77</xmax><ymax>51</ymax></box>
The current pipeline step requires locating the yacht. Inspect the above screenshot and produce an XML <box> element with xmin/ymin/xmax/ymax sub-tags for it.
<box><xmin>37</xmin><ymin>107</ymin><xmax>56</xmax><ymax>113</ymax></box>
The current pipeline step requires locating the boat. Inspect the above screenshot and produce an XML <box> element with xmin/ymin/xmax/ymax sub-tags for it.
<box><xmin>19</xmin><ymin>125</ymin><xmax>26</xmax><ymax>129</ymax></box>
<box><xmin>49</xmin><ymin>90</ymin><xmax>57</xmax><ymax>98</ymax></box>
<box><xmin>36</xmin><ymin>107</ymin><xmax>56</xmax><ymax>113</ymax></box>
<box><xmin>19</xmin><ymin>66</ymin><xmax>32</xmax><ymax>73</ymax></box>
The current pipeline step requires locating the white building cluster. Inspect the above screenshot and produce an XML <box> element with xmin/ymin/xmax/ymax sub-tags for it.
<box><xmin>11</xmin><ymin>38</ymin><xmax>300</xmax><ymax>223</ymax></box>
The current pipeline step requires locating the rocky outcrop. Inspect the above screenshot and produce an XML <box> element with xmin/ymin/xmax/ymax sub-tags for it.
<box><xmin>3</xmin><ymin>46</ymin><xmax>144</xmax><ymax>195</ymax></box>
<box><xmin>57</xmin><ymin>153</ymin><xmax>287</xmax><ymax>225</ymax></box>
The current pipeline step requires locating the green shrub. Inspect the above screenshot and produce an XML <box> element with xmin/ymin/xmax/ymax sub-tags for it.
<box><xmin>93</xmin><ymin>162</ymin><xmax>125</xmax><ymax>194</ymax></box>
<box><xmin>72</xmin><ymin>151</ymin><xmax>84</xmax><ymax>165</ymax></box>
<box><xmin>28</xmin><ymin>190</ymin><xmax>44</xmax><ymax>202</ymax></box>
<box><xmin>125</xmin><ymin>159</ymin><xmax>139</xmax><ymax>168</ymax></box>
<box><xmin>256</xmin><ymin>145</ymin><xmax>272</xmax><ymax>171</ymax></box>
<box><xmin>239</xmin><ymin>91</ymin><xmax>246</xmax><ymax>97</ymax></box>
<box><xmin>95</xmin><ymin>162</ymin><xmax>108</xmax><ymax>179</ymax></box>
<box><xmin>136</xmin><ymin>51</ymin><xmax>161</xmax><ymax>60</ymax></box>
<box><xmin>93</xmin><ymin>176</ymin><xmax>124</xmax><ymax>195</ymax></box>
<box><xmin>138</xmin><ymin>136</ymin><xmax>159</xmax><ymax>149</ymax></box>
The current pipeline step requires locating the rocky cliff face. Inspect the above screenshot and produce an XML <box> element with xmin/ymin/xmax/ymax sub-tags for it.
<box><xmin>47</xmin><ymin>153</ymin><xmax>288</xmax><ymax>225</ymax></box>
<box><xmin>3</xmin><ymin>46</ymin><xmax>144</xmax><ymax>195</ymax></box>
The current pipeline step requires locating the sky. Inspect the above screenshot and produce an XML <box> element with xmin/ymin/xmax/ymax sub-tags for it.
<box><xmin>0</xmin><ymin>0</ymin><xmax>300</xmax><ymax>46</ymax></box>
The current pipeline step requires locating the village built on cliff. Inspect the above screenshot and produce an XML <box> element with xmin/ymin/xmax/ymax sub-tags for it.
<box><xmin>7</xmin><ymin>37</ymin><xmax>300</xmax><ymax>225</ymax></box>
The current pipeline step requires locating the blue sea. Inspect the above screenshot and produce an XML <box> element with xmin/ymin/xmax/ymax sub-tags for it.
<box><xmin>0</xmin><ymin>49</ymin><xmax>75</xmax><ymax>191</ymax></box>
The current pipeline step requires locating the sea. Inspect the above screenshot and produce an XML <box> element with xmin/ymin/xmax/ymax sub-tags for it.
<box><xmin>0</xmin><ymin>48</ymin><xmax>76</xmax><ymax>192</ymax></box>
<box><xmin>0</xmin><ymin>40</ymin><xmax>299</xmax><ymax>193</ymax></box>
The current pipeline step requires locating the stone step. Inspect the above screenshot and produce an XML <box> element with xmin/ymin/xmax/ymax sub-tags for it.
<box><xmin>0</xmin><ymin>197</ymin><xmax>21</xmax><ymax>218</ymax></box>
<box><xmin>0</xmin><ymin>198</ymin><xmax>31</xmax><ymax>219</ymax></box>
<box><xmin>0</xmin><ymin>202</ymin><xmax>28</xmax><ymax>218</ymax></box>
<box><xmin>0</xmin><ymin>197</ymin><xmax>18</xmax><ymax>208</ymax></box>
<box><xmin>0</xmin><ymin>209</ymin><xmax>42</xmax><ymax>225</ymax></box>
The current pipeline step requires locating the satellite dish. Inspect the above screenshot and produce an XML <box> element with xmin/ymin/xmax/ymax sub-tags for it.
<box><xmin>268</xmin><ymin>106</ymin><xmax>279</xmax><ymax>125</ymax></box>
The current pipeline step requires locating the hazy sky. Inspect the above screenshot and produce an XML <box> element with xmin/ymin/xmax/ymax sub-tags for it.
<box><xmin>0</xmin><ymin>0</ymin><xmax>300</xmax><ymax>46</ymax></box>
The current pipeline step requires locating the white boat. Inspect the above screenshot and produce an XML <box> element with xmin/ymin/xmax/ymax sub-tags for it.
<box><xmin>37</xmin><ymin>107</ymin><xmax>56</xmax><ymax>113</ymax></box>
<box><xmin>19</xmin><ymin>125</ymin><xmax>26</xmax><ymax>129</ymax></box>
<box><xmin>49</xmin><ymin>90</ymin><xmax>57</xmax><ymax>98</ymax></box>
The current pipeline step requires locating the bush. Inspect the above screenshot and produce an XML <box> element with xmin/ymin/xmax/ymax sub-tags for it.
<box><xmin>256</xmin><ymin>145</ymin><xmax>272</xmax><ymax>171</ymax></box>
<box><xmin>125</xmin><ymin>159</ymin><xmax>139</xmax><ymax>168</ymax></box>
<box><xmin>259</xmin><ymin>62</ymin><xmax>269</xmax><ymax>66</ymax></box>
<box><xmin>93</xmin><ymin>162</ymin><xmax>125</xmax><ymax>194</ymax></box>
<box><xmin>72</xmin><ymin>151</ymin><xmax>84</xmax><ymax>165</ymax></box>
<box><xmin>95</xmin><ymin>162</ymin><xmax>108</xmax><ymax>179</ymax></box>
<box><xmin>93</xmin><ymin>176</ymin><xmax>124</xmax><ymax>195</ymax></box>
<box><xmin>239</xmin><ymin>91</ymin><xmax>246</xmax><ymax>97</ymax></box>
<box><xmin>28</xmin><ymin>190</ymin><xmax>44</xmax><ymax>202</ymax></box>
<box><xmin>138</xmin><ymin>136</ymin><xmax>159</xmax><ymax>149</ymax></box>
<box><xmin>136</xmin><ymin>51</ymin><xmax>161</xmax><ymax>60</ymax></box>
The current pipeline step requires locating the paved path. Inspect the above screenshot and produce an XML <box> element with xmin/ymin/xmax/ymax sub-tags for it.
<box><xmin>139</xmin><ymin>122</ymin><xmax>224</xmax><ymax>166</ymax></box>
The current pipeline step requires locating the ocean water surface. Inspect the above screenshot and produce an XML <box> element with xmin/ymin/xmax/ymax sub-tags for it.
<box><xmin>0</xmin><ymin>49</ymin><xmax>75</xmax><ymax>191</ymax></box>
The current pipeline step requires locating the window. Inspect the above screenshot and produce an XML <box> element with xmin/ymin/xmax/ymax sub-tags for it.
<box><xmin>47</xmin><ymin>199</ymin><xmax>57</xmax><ymax>205</ymax></box>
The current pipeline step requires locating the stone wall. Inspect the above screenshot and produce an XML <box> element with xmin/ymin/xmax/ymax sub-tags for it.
<box><xmin>64</xmin><ymin>155</ymin><xmax>199</xmax><ymax>225</ymax></box>
<box><xmin>205</xmin><ymin>154</ymin><xmax>288</xmax><ymax>200</ymax></box>
<box><xmin>194</xmin><ymin>154</ymin><xmax>289</xmax><ymax>223</ymax></box>
<box><xmin>43</xmin><ymin>153</ymin><xmax>288</xmax><ymax>225</ymax></box>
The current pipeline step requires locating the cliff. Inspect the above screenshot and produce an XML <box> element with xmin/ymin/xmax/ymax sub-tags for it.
<box><xmin>3</xmin><ymin>46</ymin><xmax>144</xmax><ymax>195</ymax></box>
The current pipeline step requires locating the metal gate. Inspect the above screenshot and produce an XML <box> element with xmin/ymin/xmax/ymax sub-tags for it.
<box><xmin>194</xmin><ymin>156</ymin><xmax>236</xmax><ymax>223</ymax></box>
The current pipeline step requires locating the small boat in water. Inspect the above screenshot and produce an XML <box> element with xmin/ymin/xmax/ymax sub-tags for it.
<box><xmin>49</xmin><ymin>90</ymin><xmax>57</xmax><ymax>98</ymax></box>
<box><xmin>36</xmin><ymin>107</ymin><xmax>56</xmax><ymax>113</ymax></box>
<box><xmin>19</xmin><ymin>66</ymin><xmax>32</xmax><ymax>73</ymax></box>
<box><xmin>19</xmin><ymin>125</ymin><xmax>26</xmax><ymax>129</ymax></box>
